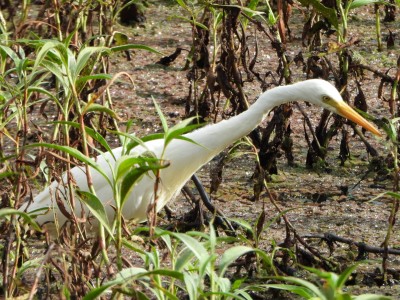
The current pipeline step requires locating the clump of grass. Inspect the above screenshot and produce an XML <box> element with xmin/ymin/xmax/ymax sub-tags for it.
<box><xmin>0</xmin><ymin>1</ymin><xmax>397</xmax><ymax>299</ymax></box>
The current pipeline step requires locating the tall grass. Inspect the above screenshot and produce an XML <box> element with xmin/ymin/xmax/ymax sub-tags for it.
<box><xmin>0</xmin><ymin>0</ymin><xmax>397</xmax><ymax>298</ymax></box>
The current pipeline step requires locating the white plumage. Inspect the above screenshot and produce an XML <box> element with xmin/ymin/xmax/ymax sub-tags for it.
<box><xmin>22</xmin><ymin>79</ymin><xmax>381</xmax><ymax>232</ymax></box>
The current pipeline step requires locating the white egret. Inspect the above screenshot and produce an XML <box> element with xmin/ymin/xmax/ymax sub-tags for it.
<box><xmin>22</xmin><ymin>79</ymin><xmax>381</xmax><ymax>231</ymax></box>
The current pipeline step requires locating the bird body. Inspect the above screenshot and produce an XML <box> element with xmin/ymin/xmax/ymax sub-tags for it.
<box><xmin>23</xmin><ymin>79</ymin><xmax>381</xmax><ymax>231</ymax></box>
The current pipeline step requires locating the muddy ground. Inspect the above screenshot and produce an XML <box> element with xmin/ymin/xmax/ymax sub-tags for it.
<box><xmin>102</xmin><ymin>1</ymin><xmax>400</xmax><ymax>297</ymax></box>
<box><xmin>1</xmin><ymin>1</ymin><xmax>397</xmax><ymax>298</ymax></box>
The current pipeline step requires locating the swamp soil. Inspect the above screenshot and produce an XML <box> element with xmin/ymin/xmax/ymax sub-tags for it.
<box><xmin>107</xmin><ymin>2</ymin><xmax>400</xmax><ymax>297</ymax></box>
<box><xmin>6</xmin><ymin>1</ymin><xmax>400</xmax><ymax>298</ymax></box>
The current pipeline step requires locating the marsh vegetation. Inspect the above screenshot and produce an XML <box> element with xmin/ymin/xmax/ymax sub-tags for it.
<box><xmin>0</xmin><ymin>0</ymin><xmax>399</xmax><ymax>299</ymax></box>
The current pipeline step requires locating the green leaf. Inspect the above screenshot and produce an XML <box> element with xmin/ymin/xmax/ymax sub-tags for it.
<box><xmin>204</xmin><ymin>291</ymin><xmax>252</xmax><ymax>300</ymax></box>
<box><xmin>175</xmin><ymin>248</ymin><xmax>196</xmax><ymax>272</ymax></box>
<box><xmin>27</xmin><ymin>86</ymin><xmax>60</xmax><ymax>103</ymax></box>
<box><xmin>270</xmin><ymin>276</ymin><xmax>326</xmax><ymax>299</ymax></box>
<box><xmin>51</xmin><ymin>121</ymin><xmax>114</xmax><ymax>159</ymax></box>
<box><xmin>113</xmin><ymin>32</ymin><xmax>129</xmax><ymax>46</ymax></box>
<box><xmin>296</xmin><ymin>0</ymin><xmax>338</xmax><ymax>29</ymax></box>
<box><xmin>198</xmin><ymin>254</ymin><xmax>216</xmax><ymax>279</ymax></box>
<box><xmin>175</xmin><ymin>0</ymin><xmax>189</xmax><ymax>10</ymax></box>
<box><xmin>75</xmin><ymin>46</ymin><xmax>109</xmax><ymax>76</ymax></box>
<box><xmin>370</xmin><ymin>191</ymin><xmax>400</xmax><ymax>202</ymax></box>
<box><xmin>83</xmin><ymin>103</ymin><xmax>119</xmax><ymax>119</ymax></box>
<box><xmin>167</xmin><ymin>231</ymin><xmax>208</xmax><ymax>261</ymax></box>
<box><xmin>83</xmin><ymin>267</ymin><xmax>148</xmax><ymax>300</ymax></box>
<box><xmin>171</xmin><ymin>15</ymin><xmax>209</xmax><ymax>30</ymax></box>
<box><xmin>111</xmin><ymin>44</ymin><xmax>163</xmax><ymax>56</ymax></box>
<box><xmin>33</xmin><ymin>40</ymin><xmax>61</xmax><ymax>71</ymax></box>
<box><xmin>108</xmin><ymin>130</ymin><xmax>152</xmax><ymax>155</ymax></box>
<box><xmin>164</xmin><ymin>117</ymin><xmax>203</xmax><ymax>148</ymax></box>
<box><xmin>0</xmin><ymin>208</ymin><xmax>42</xmax><ymax>232</ymax></box>
<box><xmin>76</xmin><ymin>191</ymin><xmax>113</xmax><ymax>237</ymax></box>
<box><xmin>117</xmin><ymin>156</ymin><xmax>168</xmax><ymax>206</ymax></box>
<box><xmin>122</xmin><ymin>238</ymin><xmax>146</xmax><ymax>256</ymax></box>
<box><xmin>120</xmin><ymin>166</ymin><xmax>152</xmax><ymax>205</ymax></box>
<box><xmin>0</xmin><ymin>45</ymin><xmax>20</xmax><ymax>64</ymax></box>
<box><xmin>213</xmin><ymin>4</ymin><xmax>266</xmax><ymax>17</ymax></box>
<box><xmin>116</xmin><ymin>156</ymin><xmax>161</xmax><ymax>181</ymax></box>
<box><xmin>183</xmin><ymin>271</ymin><xmax>199</xmax><ymax>299</ymax></box>
<box><xmin>354</xmin><ymin>294</ymin><xmax>393</xmax><ymax>300</ymax></box>
<box><xmin>126</xmin><ymin>133</ymin><xmax>164</xmax><ymax>154</ymax></box>
<box><xmin>218</xmin><ymin>245</ymin><xmax>254</xmax><ymax>276</ymax></box>
<box><xmin>336</xmin><ymin>263</ymin><xmax>361</xmax><ymax>289</ymax></box>
<box><xmin>25</xmin><ymin>143</ymin><xmax>111</xmax><ymax>186</ymax></box>
<box><xmin>26</xmin><ymin>143</ymin><xmax>96</xmax><ymax>168</ymax></box>
<box><xmin>83</xmin><ymin>267</ymin><xmax>183</xmax><ymax>300</ymax></box>
<box><xmin>16</xmin><ymin>258</ymin><xmax>41</xmax><ymax>278</ymax></box>
<box><xmin>76</xmin><ymin>73</ymin><xmax>113</xmax><ymax>85</ymax></box>
<box><xmin>39</xmin><ymin>60</ymin><xmax>69</xmax><ymax>92</ymax></box>
<box><xmin>263</xmin><ymin>284</ymin><xmax>315</xmax><ymax>298</ymax></box>
<box><xmin>0</xmin><ymin>171</ymin><xmax>17</xmax><ymax>180</ymax></box>
<box><xmin>152</xmin><ymin>97</ymin><xmax>169</xmax><ymax>133</ymax></box>
<box><xmin>349</xmin><ymin>0</ymin><xmax>386</xmax><ymax>9</ymax></box>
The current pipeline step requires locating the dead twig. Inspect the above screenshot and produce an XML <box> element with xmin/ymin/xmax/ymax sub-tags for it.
<box><xmin>303</xmin><ymin>232</ymin><xmax>400</xmax><ymax>257</ymax></box>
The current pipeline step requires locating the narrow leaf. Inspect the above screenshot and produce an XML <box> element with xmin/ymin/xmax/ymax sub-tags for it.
<box><xmin>152</xmin><ymin>97</ymin><xmax>169</xmax><ymax>133</ymax></box>
<box><xmin>82</xmin><ymin>103</ymin><xmax>119</xmax><ymax>119</ymax></box>
<box><xmin>76</xmin><ymin>191</ymin><xmax>113</xmax><ymax>237</ymax></box>
<box><xmin>263</xmin><ymin>284</ymin><xmax>315</xmax><ymax>298</ymax></box>
<box><xmin>111</xmin><ymin>44</ymin><xmax>163</xmax><ymax>56</ymax></box>
<box><xmin>296</xmin><ymin>0</ymin><xmax>338</xmax><ymax>29</ymax></box>
<box><xmin>75</xmin><ymin>46</ymin><xmax>109</xmax><ymax>76</ymax></box>
<box><xmin>349</xmin><ymin>0</ymin><xmax>386</xmax><ymax>9</ymax></box>
<box><xmin>25</xmin><ymin>143</ymin><xmax>110</xmax><ymax>185</ymax></box>
<box><xmin>0</xmin><ymin>208</ymin><xmax>42</xmax><ymax>232</ymax></box>
<box><xmin>51</xmin><ymin>121</ymin><xmax>114</xmax><ymax>159</ymax></box>
<box><xmin>219</xmin><ymin>245</ymin><xmax>254</xmax><ymax>276</ymax></box>
<box><xmin>270</xmin><ymin>276</ymin><xmax>326</xmax><ymax>298</ymax></box>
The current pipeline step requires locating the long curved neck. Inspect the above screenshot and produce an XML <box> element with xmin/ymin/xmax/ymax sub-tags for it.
<box><xmin>161</xmin><ymin>85</ymin><xmax>297</xmax><ymax>194</ymax></box>
<box><xmin>185</xmin><ymin>84</ymin><xmax>297</xmax><ymax>152</ymax></box>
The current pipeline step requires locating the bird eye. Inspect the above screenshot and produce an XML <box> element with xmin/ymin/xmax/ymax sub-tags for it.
<box><xmin>322</xmin><ymin>96</ymin><xmax>331</xmax><ymax>103</ymax></box>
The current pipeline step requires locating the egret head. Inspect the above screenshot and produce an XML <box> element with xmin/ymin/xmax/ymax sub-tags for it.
<box><xmin>295</xmin><ymin>79</ymin><xmax>381</xmax><ymax>137</ymax></box>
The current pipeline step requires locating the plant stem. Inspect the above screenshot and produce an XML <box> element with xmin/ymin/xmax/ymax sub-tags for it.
<box><xmin>382</xmin><ymin>57</ymin><xmax>400</xmax><ymax>280</ymax></box>
<box><xmin>375</xmin><ymin>4</ymin><xmax>383</xmax><ymax>52</ymax></box>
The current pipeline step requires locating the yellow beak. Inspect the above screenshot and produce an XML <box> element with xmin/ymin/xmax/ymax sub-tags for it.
<box><xmin>335</xmin><ymin>101</ymin><xmax>381</xmax><ymax>137</ymax></box>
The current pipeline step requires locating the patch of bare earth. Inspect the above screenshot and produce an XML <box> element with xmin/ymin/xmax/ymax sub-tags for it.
<box><xmin>105</xmin><ymin>1</ymin><xmax>400</xmax><ymax>297</ymax></box>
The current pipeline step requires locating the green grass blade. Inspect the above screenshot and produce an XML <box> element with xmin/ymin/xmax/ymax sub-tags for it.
<box><xmin>175</xmin><ymin>248</ymin><xmax>196</xmax><ymax>272</ymax></box>
<box><xmin>152</xmin><ymin>97</ymin><xmax>169</xmax><ymax>133</ymax></box>
<box><xmin>116</xmin><ymin>156</ymin><xmax>160</xmax><ymax>181</ymax></box>
<box><xmin>83</xmin><ymin>103</ymin><xmax>119</xmax><ymax>119</ymax></box>
<box><xmin>111</xmin><ymin>44</ymin><xmax>163</xmax><ymax>56</ymax></box>
<box><xmin>76</xmin><ymin>73</ymin><xmax>113</xmax><ymax>85</ymax></box>
<box><xmin>168</xmin><ymin>231</ymin><xmax>208</xmax><ymax>261</ymax></box>
<box><xmin>349</xmin><ymin>0</ymin><xmax>386</xmax><ymax>10</ymax></box>
<box><xmin>108</xmin><ymin>130</ymin><xmax>153</xmax><ymax>155</ymax></box>
<box><xmin>336</xmin><ymin>263</ymin><xmax>361</xmax><ymax>289</ymax></box>
<box><xmin>33</xmin><ymin>40</ymin><xmax>60</xmax><ymax>70</ymax></box>
<box><xmin>183</xmin><ymin>271</ymin><xmax>199</xmax><ymax>300</ymax></box>
<box><xmin>218</xmin><ymin>245</ymin><xmax>254</xmax><ymax>276</ymax></box>
<box><xmin>354</xmin><ymin>294</ymin><xmax>393</xmax><ymax>300</ymax></box>
<box><xmin>0</xmin><ymin>208</ymin><xmax>42</xmax><ymax>232</ymax></box>
<box><xmin>83</xmin><ymin>267</ymin><xmax>148</xmax><ymax>300</ymax></box>
<box><xmin>264</xmin><ymin>284</ymin><xmax>316</xmax><ymax>298</ymax></box>
<box><xmin>75</xmin><ymin>191</ymin><xmax>113</xmax><ymax>237</ymax></box>
<box><xmin>25</xmin><ymin>143</ymin><xmax>111</xmax><ymax>186</ymax></box>
<box><xmin>75</xmin><ymin>46</ymin><xmax>109</xmax><ymax>76</ymax></box>
<box><xmin>118</xmin><ymin>158</ymin><xmax>168</xmax><ymax>206</ymax></box>
<box><xmin>296</xmin><ymin>0</ymin><xmax>338</xmax><ymax>29</ymax></box>
<box><xmin>164</xmin><ymin>118</ymin><xmax>203</xmax><ymax>147</ymax></box>
<box><xmin>270</xmin><ymin>276</ymin><xmax>327</xmax><ymax>299</ymax></box>
<box><xmin>51</xmin><ymin>121</ymin><xmax>114</xmax><ymax>159</ymax></box>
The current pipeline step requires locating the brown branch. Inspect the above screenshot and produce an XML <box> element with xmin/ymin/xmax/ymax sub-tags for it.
<box><xmin>303</xmin><ymin>233</ymin><xmax>400</xmax><ymax>256</ymax></box>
